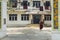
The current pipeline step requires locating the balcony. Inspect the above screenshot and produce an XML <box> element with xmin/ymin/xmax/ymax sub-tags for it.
<box><xmin>7</xmin><ymin>6</ymin><xmax>40</xmax><ymax>12</ymax></box>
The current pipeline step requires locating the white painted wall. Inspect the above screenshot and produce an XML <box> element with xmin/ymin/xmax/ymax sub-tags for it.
<box><xmin>0</xmin><ymin>0</ymin><xmax>7</xmax><ymax>38</ymax></box>
<box><xmin>7</xmin><ymin>13</ymin><xmax>31</xmax><ymax>26</ymax></box>
<box><xmin>44</xmin><ymin>21</ymin><xmax>51</xmax><ymax>27</ymax></box>
<box><xmin>44</xmin><ymin>21</ymin><xmax>51</xmax><ymax>24</ymax></box>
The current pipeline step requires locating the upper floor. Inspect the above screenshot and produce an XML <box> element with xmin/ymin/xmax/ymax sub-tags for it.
<box><xmin>7</xmin><ymin>0</ymin><xmax>51</xmax><ymax>12</ymax></box>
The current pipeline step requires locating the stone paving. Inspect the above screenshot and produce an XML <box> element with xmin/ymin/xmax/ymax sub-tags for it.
<box><xmin>1</xmin><ymin>27</ymin><xmax>51</xmax><ymax>40</ymax></box>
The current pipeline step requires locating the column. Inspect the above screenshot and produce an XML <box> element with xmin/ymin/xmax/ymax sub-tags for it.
<box><xmin>17</xmin><ymin>0</ymin><xmax>21</xmax><ymax>9</ymax></box>
<box><xmin>40</xmin><ymin>14</ymin><xmax>44</xmax><ymax>22</ymax></box>
<box><xmin>30</xmin><ymin>14</ymin><xmax>33</xmax><ymax>24</ymax></box>
<box><xmin>30</xmin><ymin>0</ymin><xmax>33</xmax><ymax>11</ymax></box>
<box><xmin>0</xmin><ymin>0</ymin><xmax>7</xmax><ymax>38</ymax></box>
<box><xmin>40</xmin><ymin>0</ymin><xmax>44</xmax><ymax>22</ymax></box>
<box><xmin>51</xmin><ymin>0</ymin><xmax>53</xmax><ymax>30</ymax></box>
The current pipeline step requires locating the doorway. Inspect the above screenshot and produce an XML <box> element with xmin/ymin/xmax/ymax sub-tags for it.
<box><xmin>32</xmin><ymin>14</ymin><xmax>41</xmax><ymax>24</ymax></box>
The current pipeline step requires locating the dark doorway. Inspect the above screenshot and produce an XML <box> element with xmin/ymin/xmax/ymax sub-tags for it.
<box><xmin>33</xmin><ymin>14</ymin><xmax>41</xmax><ymax>24</ymax></box>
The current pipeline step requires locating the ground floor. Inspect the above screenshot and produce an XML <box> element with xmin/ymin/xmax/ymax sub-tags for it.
<box><xmin>7</xmin><ymin>12</ymin><xmax>51</xmax><ymax>27</ymax></box>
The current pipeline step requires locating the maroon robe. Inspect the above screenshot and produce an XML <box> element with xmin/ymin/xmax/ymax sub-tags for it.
<box><xmin>39</xmin><ymin>21</ymin><xmax>44</xmax><ymax>30</ymax></box>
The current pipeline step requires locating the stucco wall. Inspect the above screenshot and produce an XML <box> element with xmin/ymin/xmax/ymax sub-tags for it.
<box><xmin>7</xmin><ymin>12</ymin><xmax>31</xmax><ymax>26</ymax></box>
<box><xmin>0</xmin><ymin>0</ymin><xmax>7</xmax><ymax>38</ymax></box>
<box><xmin>44</xmin><ymin>21</ymin><xmax>51</xmax><ymax>27</ymax></box>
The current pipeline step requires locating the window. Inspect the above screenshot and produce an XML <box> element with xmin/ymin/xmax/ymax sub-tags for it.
<box><xmin>44</xmin><ymin>1</ymin><xmax>50</xmax><ymax>6</ymax></box>
<box><xmin>39</xmin><ymin>6</ymin><xmax>43</xmax><ymax>11</ymax></box>
<box><xmin>23</xmin><ymin>1</ymin><xmax>28</xmax><ymax>9</ymax></box>
<box><xmin>33</xmin><ymin>1</ymin><xmax>40</xmax><ymax>8</ymax></box>
<box><xmin>10</xmin><ymin>0</ymin><xmax>17</xmax><ymax>8</ymax></box>
<box><xmin>28</xmin><ymin>2</ymin><xmax>30</xmax><ymax>6</ymax></box>
<box><xmin>44</xmin><ymin>15</ymin><xmax>51</xmax><ymax>21</ymax></box>
<box><xmin>44</xmin><ymin>1</ymin><xmax>50</xmax><ymax>10</ymax></box>
<box><xmin>21</xmin><ymin>2</ymin><xmax>30</xmax><ymax>6</ymax></box>
<box><xmin>21</xmin><ymin>14</ymin><xmax>29</xmax><ymax>21</ymax></box>
<box><xmin>21</xmin><ymin>2</ymin><xmax>23</xmax><ymax>6</ymax></box>
<box><xmin>9</xmin><ymin>14</ymin><xmax>17</xmax><ymax>21</ymax></box>
<box><xmin>12</xmin><ymin>2</ymin><xmax>17</xmax><ymax>8</ymax></box>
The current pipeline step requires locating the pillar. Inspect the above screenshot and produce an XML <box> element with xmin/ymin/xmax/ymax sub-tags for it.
<box><xmin>0</xmin><ymin>0</ymin><xmax>7</xmax><ymax>38</ymax></box>
<box><xmin>17</xmin><ymin>0</ymin><xmax>21</xmax><ymax>9</ymax></box>
<box><xmin>30</xmin><ymin>14</ymin><xmax>33</xmax><ymax>24</ymax></box>
<box><xmin>41</xmin><ymin>0</ymin><xmax>44</xmax><ymax>21</ymax></box>
<box><xmin>30</xmin><ymin>0</ymin><xmax>33</xmax><ymax>11</ymax></box>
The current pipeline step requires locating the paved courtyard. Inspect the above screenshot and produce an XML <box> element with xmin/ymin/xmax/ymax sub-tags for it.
<box><xmin>1</xmin><ymin>27</ymin><xmax>51</xmax><ymax>40</ymax></box>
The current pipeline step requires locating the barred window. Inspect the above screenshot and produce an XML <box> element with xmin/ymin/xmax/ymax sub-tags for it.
<box><xmin>21</xmin><ymin>14</ymin><xmax>29</xmax><ymax>21</ymax></box>
<box><xmin>21</xmin><ymin>2</ymin><xmax>30</xmax><ymax>6</ymax></box>
<box><xmin>9</xmin><ymin>14</ymin><xmax>17</xmax><ymax>21</ymax></box>
<box><xmin>33</xmin><ymin>1</ymin><xmax>40</xmax><ymax>8</ymax></box>
<box><xmin>44</xmin><ymin>15</ymin><xmax>51</xmax><ymax>21</ymax></box>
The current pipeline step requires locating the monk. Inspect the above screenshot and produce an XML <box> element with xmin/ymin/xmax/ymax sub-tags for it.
<box><xmin>39</xmin><ymin>21</ymin><xmax>44</xmax><ymax>30</ymax></box>
<box><xmin>39</xmin><ymin>15</ymin><xmax>44</xmax><ymax>30</ymax></box>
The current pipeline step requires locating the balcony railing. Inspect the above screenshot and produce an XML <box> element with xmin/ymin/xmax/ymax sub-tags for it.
<box><xmin>7</xmin><ymin>6</ymin><xmax>51</xmax><ymax>13</ymax></box>
<box><xmin>7</xmin><ymin>7</ymin><xmax>40</xmax><ymax>11</ymax></box>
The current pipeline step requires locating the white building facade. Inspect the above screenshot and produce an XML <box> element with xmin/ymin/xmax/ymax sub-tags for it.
<box><xmin>0</xmin><ymin>0</ymin><xmax>7</xmax><ymax>38</ymax></box>
<box><xmin>1</xmin><ymin>0</ymin><xmax>60</xmax><ymax>40</ymax></box>
<box><xmin>7</xmin><ymin>0</ymin><xmax>51</xmax><ymax>27</ymax></box>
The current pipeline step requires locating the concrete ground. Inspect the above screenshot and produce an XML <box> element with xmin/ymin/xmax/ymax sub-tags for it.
<box><xmin>1</xmin><ymin>27</ymin><xmax>51</xmax><ymax>40</ymax></box>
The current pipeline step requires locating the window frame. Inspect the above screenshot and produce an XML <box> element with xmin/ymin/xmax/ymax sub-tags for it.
<box><xmin>9</xmin><ymin>0</ymin><xmax>17</xmax><ymax>8</ymax></box>
<box><xmin>9</xmin><ymin>14</ymin><xmax>17</xmax><ymax>21</ymax></box>
<box><xmin>21</xmin><ymin>1</ymin><xmax>30</xmax><ymax>6</ymax></box>
<box><xmin>33</xmin><ymin>1</ymin><xmax>40</xmax><ymax>8</ymax></box>
<box><xmin>44</xmin><ymin>1</ymin><xmax>50</xmax><ymax>10</ymax></box>
<box><xmin>21</xmin><ymin>14</ymin><xmax>29</xmax><ymax>21</ymax></box>
<box><xmin>44</xmin><ymin>15</ymin><xmax>51</xmax><ymax>21</ymax></box>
